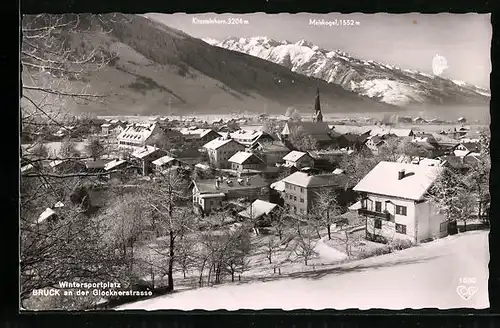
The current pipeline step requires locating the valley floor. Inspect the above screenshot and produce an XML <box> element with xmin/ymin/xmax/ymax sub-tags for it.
<box><xmin>116</xmin><ymin>230</ymin><xmax>489</xmax><ymax>310</ymax></box>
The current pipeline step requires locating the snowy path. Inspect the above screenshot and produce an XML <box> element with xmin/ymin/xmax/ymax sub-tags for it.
<box><xmin>314</xmin><ymin>238</ymin><xmax>348</xmax><ymax>263</ymax></box>
<box><xmin>117</xmin><ymin>231</ymin><xmax>489</xmax><ymax>310</ymax></box>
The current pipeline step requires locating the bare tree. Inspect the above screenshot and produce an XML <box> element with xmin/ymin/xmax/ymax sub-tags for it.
<box><xmin>292</xmin><ymin>226</ymin><xmax>317</xmax><ymax>266</ymax></box>
<box><xmin>138</xmin><ymin>169</ymin><xmax>193</xmax><ymax>292</ymax></box>
<box><xmin>312</xmin><ymin>189</ymin><xmax>344</xmax><ymax>240</ymax></box>
<box><xmin>20</xmin><ymin>14</ymin><xmax>133</xmax><ymax>309</ymax></box>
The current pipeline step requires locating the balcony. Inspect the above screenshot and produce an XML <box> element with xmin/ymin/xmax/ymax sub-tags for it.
<box><xmin>358</xmin><ymin>208</ymin><xmax>391</xmax><ymax>220</ymax></box>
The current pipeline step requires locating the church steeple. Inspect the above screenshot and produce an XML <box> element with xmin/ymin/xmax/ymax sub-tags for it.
<box><xmin>313</xmin><ymin>86</ymin><xmax>323</xmax><ymax>122</ymax></box>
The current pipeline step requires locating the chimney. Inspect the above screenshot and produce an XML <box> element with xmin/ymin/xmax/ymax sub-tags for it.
<box><xmin>398</xmin><ymin>169</ymin><xmax>405</xmax><ymax>180</ymax></box>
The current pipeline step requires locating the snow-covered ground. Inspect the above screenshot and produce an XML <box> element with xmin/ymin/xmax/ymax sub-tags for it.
<box><xmin>117</xmin><ymin>230</ymin><xmax>489</xmax><ymax>310</ymax></box>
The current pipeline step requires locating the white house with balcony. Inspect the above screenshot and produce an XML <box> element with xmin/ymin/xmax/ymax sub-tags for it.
<box><xmin>353</xmin><ymin>161</ymin><xmax>448</xmax><ymax>244</ymax></box>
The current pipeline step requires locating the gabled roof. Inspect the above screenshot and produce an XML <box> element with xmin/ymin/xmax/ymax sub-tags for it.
<box><xmin>270</xmin><ymin>180</ymin><xmax>286</xmax><ymax>192</ymax></box>
<box><xmin>281</xmin><ymin>171</ymin><xmax>350</xmax><ymax>189</ymax></box>
<box><xmin>330</xmin><ymin>125</ymin><xmax>372</xmax><ymax>136</ymax></box>
<box><xmin>281</xmin><ymin>121</ymin><xmax>331</xmax><ymax>141</ymax></box>
<box><xmin>228</xmin><ymin>151</ymin><xmax>263</xmax><ymax>165</ymax></box>
<box><xmin>460</xmin><ymin>142</ymin><xmax>481</xmax><ymax>153</ymax></box>
<box><xmin>84</xmin><ymin>159</ymin><xmax>106</xmax><ymax>169</ymax></box>
<box><xmin>230</xmin><ymin>130</ymin><xmax>271</xmax><ymax>142</ymax></box>
<box><xmin>252</xmin><ymin>140</ymin><xmax>290</xmax><ymax>152</ymax></box>
<box><xmin>353</xmin><ymin>161</ymin><xmax>444</xmax><ymax>201</ymax></box>
<box><xmin>238</xmin><ymin>200</ymin><xmax>278</xmax><ymax>219</ymax></box>
<box><xmin>132</xmin><ymin>145</ymin><xmax>161</xmax><ymax>159</ymax></box>
<box><xmin>194</xmin><ymin>175</ymin><xmax>267</xmax><ymax>194</ymax></box>
<box><xmin>370</xmin><ymin>127</ymin><xmax>414</xmax><ymax>137</ymax></box>
<box><xmin>203</xmin><ymin>138</ymin><xmax>243</xmax><ymax>150</ymax></box>
<box><xmin>178</xmin><ymin>127</ymin><xmax>218</xmax><ymax>138</ymax></box>
<box><xmin>152</xmin><ymin>155</ymin><xmax>177</xmax><ymax>166</ymax></box>
<box><xmin>104</xmin><ymin>159</ymin><xmax>127</xmax><ymax>171</ymax></box>
<box><xmin>283</xmin><ymin>150</ymin><xmax>310</xmax><ymax>162</ymax></box>
<box><xmin>118</xmin><ymin>123</ymin><xmax>158</xmax><ymax>143</ymax></box>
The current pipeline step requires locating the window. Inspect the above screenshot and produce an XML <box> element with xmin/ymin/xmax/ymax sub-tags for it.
<box><xmin>209</xmin><ymin>200</ymin><xmax>213</xmax><ymax>206</ymax></box>
<box><xmin>289</xmin><ymin>194</ymin><xmax>293</xmax><ymax>200</ymax></box>
<box><xmin>375</xmin><ymin>201</ymin><xmax>382</xmax><ymax>212</ymax></box>
<box><xmin>293</xmin><ymin>206</ymin><xmax>297</xmax><ymax>213</ymax></box>
<box><xmin>395</xmin><ymin>223</ymin><xmax>407</xmax><ymax>234</ymax></box>
<box><xmin>300</xmin><ymin>187</ymin><xmax>304</xmax><ymax>193</ymax></box>
<box><xmin>374</xmin><ymin>219</ymin><xmax>382</xmax><ymax>229</ymax></box>
<box><xmin>396</xmin><ymin>205</ymin><xmax>407</xmax><ymax>216</ymax></box>
<box><xmin>294</xmin><ymin>196</ymin><xmax>297</xmax><ymax>201</ymax></box>
<box><xmin>300</xmin><ymin>198</ymin><xmax>304</xmax><ymax>203</ymax></box>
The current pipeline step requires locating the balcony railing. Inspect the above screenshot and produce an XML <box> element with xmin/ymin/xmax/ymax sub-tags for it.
<box><xmin>358</xmin><ymin>208</ymin><xmax>391</xmax><ymax>220</ymax></box>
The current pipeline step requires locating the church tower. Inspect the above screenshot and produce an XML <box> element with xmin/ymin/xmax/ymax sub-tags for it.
<box><xmin>313</xmin><ymin>86</ymin><xmax>323</xmax><ymax>123</ymax></box>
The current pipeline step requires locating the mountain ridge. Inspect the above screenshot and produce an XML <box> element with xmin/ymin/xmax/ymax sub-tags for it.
<box><xmin>203</xmin><ymin>36</ymin><xmax>490</xmax><ymax>108</ymax></box>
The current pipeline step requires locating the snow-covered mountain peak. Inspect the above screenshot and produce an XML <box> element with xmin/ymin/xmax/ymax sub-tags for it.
<box><xmin>206</xmin><ymin>36</ymin><xmax>490</xmax><ymax>107</ymax></box>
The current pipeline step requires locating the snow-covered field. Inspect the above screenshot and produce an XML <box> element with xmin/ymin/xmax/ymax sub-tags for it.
<box><xmin>117</xmin><ymin>230</ymin><xmax>489</xmax><ymax>310</ymax></box>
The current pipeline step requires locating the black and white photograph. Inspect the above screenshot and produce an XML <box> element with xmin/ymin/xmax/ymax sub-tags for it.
<box><xmin>20</xmin><ymin>12</ymin><xmax>491</xmax><ymax>311</ymax></box>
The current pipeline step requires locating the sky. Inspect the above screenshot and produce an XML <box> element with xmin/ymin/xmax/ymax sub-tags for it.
<box><xmin>144</xmin><ymin>13</ymin><xmax>491</xmax><ymax>89</ymax></box>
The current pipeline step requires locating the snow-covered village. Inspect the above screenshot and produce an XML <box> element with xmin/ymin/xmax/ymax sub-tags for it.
<box><xmin>20</xmin><ymin>13</ymin><xmax>490</xmax><ymax>310</ymax></box>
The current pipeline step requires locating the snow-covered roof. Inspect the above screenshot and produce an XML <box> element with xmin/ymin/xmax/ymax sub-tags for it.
<box><xmin>104</xmin><ymin>159</ymin><xmax>127</xmax><ymax>171</ymax></box>
<box><xmin>230</xmin><ymin>130</ymin><xmax>270</xmax><ymax>144</ymax></box>
<box><xmin>353</xmin><ymin>161</ymin><xmax>444</xmax><ymax>201</ymax></box>
<box><xmin>49</xmin><ymin>160</ymin><xmax>63</xmax><ymax>168</ymax></box>
<box><xmin>270</xmin><ymin>180</ymin><xmax>285</xmax><ymax>192</ymax></box>
<box><xmin>228</xmin><ymin>151</ymin><xmax>261</xmax><ymax>165</ymax></box>
<box><xmin>152</xmin><ymin>155</ymin><xmax>177</xmax><ymax>166</ymax></box>
<box><xmin>132</xmin><ymin>146</ymin><xmax>161</xmax><ymax>159</ymax></box>
<box><xmin>330</xmin><ymin>125</ymin><xmax>372</xmax><ymax>136</ymax></box>
<box><xmin>283</xmin><ymin>150</ymin><xmax>309</xmax><ymax>162</ymax></box>
<box><xmin>178</xmin><ymin>127</ymin><xmax>217</xmax><ymax>138</ymax></box>
<box><xmin>54</xmin><ymin>201</ymin><xmax>65</xmax><ymax>208</ymax></box>
<box><xmin>195</xmin><ymin>163</ymin><xmax>211</xmax><ymax>170</ymax></box>
<box><xmin>332</xmin><ymin>168</ymin><xmax>345</xmax><ymax>174</ymax></box>
<box><xmin>118</xmin><ymin>123</ymin><xmax>158</xmax><ymax>144</ymax></box>
<box><xmin>348</xmin><ymin>201</ymin><xmax>362</xmax><ymax>211</ymax></box>
<box><xmin>370</xmin><ymin>127</ymin><xmax>413</xmax><ymax>137</ymax></box>
<box><xmin>238</xmin><ymin>200</ymin><xmax>278</xmax><ymax>219</ymax></box>
<box><xmin>203</xmin><ymin>138</ymin><xmax>242</xmax><ymax>150</ymax></box>
<box><xmin>37</xmin><ymin>208</ymin><xmax>56</xmax><ymax>224</ymax></box>
<box><xmin>21</xmin><ymin>164</ymin><xmax>34</xmax><ymax>173</ymax></box>
<box><xmin>281</xmin><ymin>172</ymin><xmax>350</xmax><ymax>189</ymax></box>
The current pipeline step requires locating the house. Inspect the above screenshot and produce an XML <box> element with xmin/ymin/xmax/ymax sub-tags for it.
<box><xmin>437</xmin><ymin>155</ymin><xmax>481</xmax><ymax>173</ymax></box>
<box><xmin>131</xmin><ymin>146</ymin><xmax>167</xmax><ymax>175</ymax></box>
<box><xmin>370</xmin><ymin>127</ymin><xmax>415</xmax><ymax>138</ymax></box>
<box><xmin>192</xmin><ymin>175</ymin><xmax>269</xmax><ymax>214</ymax></box>
<box><xmin>177</xmin><ymin>127</ymin><xmax>221</xmax><ymax>147</ymax></box>
<box><xmin>364</xmin><ymin>135</ymin><xmax>386</xmax><ymax>156</ymax></box>
<box><xmin>458</xmin><ymin>117</ymin><xmax>467</xmax><ymax>124</ymax></box>
<box><xmin>166</xmin><ymin>148</ymin><xmax>205</xmax><ymax>166</ymax></box>
<box><xmin>228</xmin><ymin>151</ymin><xmax>265</xmax><ymax>172</ymax></box>
<box><xmin>117</xmin><ymin>123</ymin><xmax>163</xmax><ymax>149</ymax></box>
<box><xmin>353</xmin><ymin>161</ymin><xmax>447</xmax><ymax>244</ymax></box>
<box><xmin>84</xmin><ymin>159</ymin><xmax>107</xmax><ymax>173</ymax></box>
<box><xmin>104</xmin><ymin>159</ymin><xmax>129</xmax><ymax>179</ymax></box>
<box><xmin>152</xmin><ymin>155</ymin><xmax>187</xmax><ymax>173</ymax></box>
<box><xmin>49</xmin><ymin>159</ymin><xmax>85</xmax><ymax>173</ymax></box>
<box><xmin>203</xmin><ymin>137</ymin><xmax>246</xmax><ymax>169</ymax></box>
<box><xmin>238</xmin><ymin>199</ymin><xmax>279</xmax><ymax>224</ymax></box>
<box><xmin>280</xmin><ymin>171</ymin><xmax>355</xmax><ymax>216</ymax></box>
<box><xmin>229</xmin><ymin>130</ymin><xmax>275</xmax><ymax>147</ymax></box>
<box><xmin>283</xmin><ymin>151</ymin><xmax>314</xmax><ymax>169</ymax></box>
<box><xmin>101</xmin><ymin>121</ymin><xmax>126</xmax><ymax>136</ymax></box>
<box><xmin>413</xmin><ymin>117</ymin><xmax>427</xmax><ymax>124</ymax></box>
<box><xmin>453</xmin><ymin>142</ymin><xmax>481</xmax><ymax>157</ymax></box>
<box><xmin>249</xmin><ymin>140</ymin><xmax>290</xmax><ymax>166</ymax></box>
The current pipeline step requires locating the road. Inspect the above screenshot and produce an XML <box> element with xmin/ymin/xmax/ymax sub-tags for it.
<box><xmin>117</xmin><ymin>230</ymin><xmax>489</xmax><ymax>310</ymax></box>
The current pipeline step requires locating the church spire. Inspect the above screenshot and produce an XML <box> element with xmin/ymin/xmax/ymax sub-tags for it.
<box><xmin>314</xmin><ymin>86</ymin><xmax>323</xmax><ymax>122</ymax></box>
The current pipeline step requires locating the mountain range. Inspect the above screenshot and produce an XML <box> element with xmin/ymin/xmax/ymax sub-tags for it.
<box><xmin>203</xmin><ymin>36</ymin><xmax>490</xmax><ymax>108</ymax></box>
<box><xmin>22</xmin><ymin>14</ymin><xmax>490</xmax><ymax>120</ymax></box>
<box><xmin>22</xmin><ymin>13</ymin><xmax>401</xmax><ymax>117</ymax></box>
